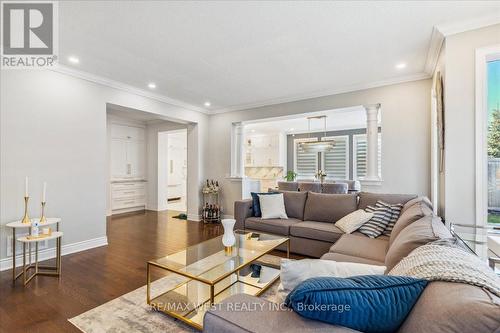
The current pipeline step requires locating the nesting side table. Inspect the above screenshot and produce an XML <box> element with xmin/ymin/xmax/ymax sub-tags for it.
<box><xmin>17</xmin><ymin>231</ymin><xmax>63</xmax><ymax>285</ymax></box>
<box><xmin>6</xmin><ymin>217</ymin><xmax>62</xmax><ymax>285</ymax></box>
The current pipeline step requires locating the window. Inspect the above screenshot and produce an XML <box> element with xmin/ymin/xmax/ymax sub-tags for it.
<box><xmin>321</xmin><ymin>136</ymin><xmax>349</xmax><ymax>180</ymax></box>
<box><xmin>353</xmin><ymin>134</ymin><xmax>381</xmax><ymax>180</ymax></box>
<box><xmin>294</xmin><ymin>138</ymin><xmax>318</xmax><ymax>178</ymax></box>
<box><xmin>487</xmin><ymin>59</ymin><xmax>500</xmax><ymax>224</ymax></box>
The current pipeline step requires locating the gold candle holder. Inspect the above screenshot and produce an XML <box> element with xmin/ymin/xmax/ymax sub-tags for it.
<box><xmin>21</xmin><ymin>196</ymin><xmax>31</xmax><ymax>224</ymax></box>
<box><xmin>224</xmin><ymin>246</ymin><xmax>233</xmax><ymax>255</ymax></box>
<box><xmin>40</xmin><ymin>201</ymin><xmax>47</xmax><ymax>224</ymax></box>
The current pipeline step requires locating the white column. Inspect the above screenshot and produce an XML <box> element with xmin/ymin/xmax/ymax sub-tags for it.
<box><xmin>231</xmin><ymin>122</ymin><xmax>244</xmax><ymax>177</ymax></box>
<box><xmin>364</xmin><ymin>104</ymin><xmax>381</xmax><ymax>182</ymax></box>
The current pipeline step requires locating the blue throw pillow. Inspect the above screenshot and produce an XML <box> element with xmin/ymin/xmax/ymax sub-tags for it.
<box><xmin>285</xmin><ymin>275</ymin><xmax>428</xmax><ymax>333</ymax></box>
<box><xmin>250</xmin><ymin>192</ymin><xmax>278</xmax><ymax>217</ymax></box>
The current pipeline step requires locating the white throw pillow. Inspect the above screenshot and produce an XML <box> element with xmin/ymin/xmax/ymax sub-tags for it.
<box><xmin>335</xmin><ymin>209</ymin><xmax>374</xmax><ymax>234</ymax></box>
<box><xmin>258</xmin><ymin>193</ymin><xmax>288</xmax><ymax>219</ymax></box>
<box><xmin>280</xmin><ymin>258</ymin><xmax>385</xmax><ymax>292</ymax></box>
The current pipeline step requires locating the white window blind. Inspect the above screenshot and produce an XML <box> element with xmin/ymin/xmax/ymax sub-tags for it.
<box><xmin>322</xmin><ymin>136</ymin><xmax>349</xmax><ymax>180</ymax></box>
<box><xmin>294</xmin><ymin>138</ymin><xmax>318</xmax><ymax>178</ymax></box>
<box><xmin>354</xmin><ymin>134</ymin><xmax>381</xmax><ymax>179</ymax></box>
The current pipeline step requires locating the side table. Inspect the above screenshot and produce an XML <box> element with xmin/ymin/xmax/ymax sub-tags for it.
<box><xmin>5</xmin><ymin>217</ymin><xmax>61</xmax><ymax>284</ymax></box>
<box><xmin>17</xmin><ymin>232</ymin><xmax>63</xmax><ymax>285</ymax></box>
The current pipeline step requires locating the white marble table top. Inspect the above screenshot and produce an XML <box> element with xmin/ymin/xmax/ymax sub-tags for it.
<box><xmin>6</xmin><ymin>217</ymin><xmax>61</xmax><ymax>228</ymax></box>
<box><xmin>17</xmin><ymin>231</ymin><xmax>63</xmax><ymax>243</ymax></box>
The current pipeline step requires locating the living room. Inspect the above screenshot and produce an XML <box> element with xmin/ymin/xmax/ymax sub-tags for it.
<box><xmin>1</xmin><ymin>1</ymin><xmax>500</xmax><ymax>332</ymax></box>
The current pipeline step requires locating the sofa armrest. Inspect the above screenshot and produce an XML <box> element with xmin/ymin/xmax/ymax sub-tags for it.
<box><xmin>234</xmin><ymin>199</ymin><xmax>253</xmax><ymax>230</ymax></box>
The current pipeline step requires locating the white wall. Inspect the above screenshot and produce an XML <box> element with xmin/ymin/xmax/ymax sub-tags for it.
<box><xmin>207</xmin><ymin>79</ymin><xmax>432</xmax><ymax>215</ymax></box>
<box><xmin>443</xmin><ymin>24</ymin><xmax>500</xmax><ymax>226</ymax></box>
<box><xmin>0</xmin><ymin>69</ymin><xmax>208</xmax><ymax>263</ymax></box>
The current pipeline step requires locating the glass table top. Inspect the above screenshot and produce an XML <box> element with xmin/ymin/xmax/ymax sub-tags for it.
<box><xmin>149</xmin><ymin>230</ymin><xmax>288</xmax><ymax>283</ymax></box>
<box><xmin>451</xmin><ymin>223</ymin><xmax>500</xmax><ymax>266</ymax></box>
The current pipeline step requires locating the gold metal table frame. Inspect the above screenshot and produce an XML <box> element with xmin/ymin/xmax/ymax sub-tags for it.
<box><xmin>6</xmin><ymin>218</ymin><xmax>62</xmax><ymax>285</ymax></box>
<box><xmin>146</xmin><ymin>231</ymin><xmax>290</xmax><ymax>330</ymax></box>
<box><xmin>18</xmin><ymin>231</ymin><xmax>63</xmax><ymax>286</ymax></box>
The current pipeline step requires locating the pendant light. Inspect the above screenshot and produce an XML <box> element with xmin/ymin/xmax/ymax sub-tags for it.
<box><xmin>297</xmin><ymin>115</ymin><xmax>335</xmax><ymax>153</ymax></box>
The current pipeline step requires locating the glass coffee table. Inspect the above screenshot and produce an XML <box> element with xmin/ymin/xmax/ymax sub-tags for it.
<box><xmin>146</xmin><ymin>230</ymin><xmax>289</xmax><ymax>330</ymax></box>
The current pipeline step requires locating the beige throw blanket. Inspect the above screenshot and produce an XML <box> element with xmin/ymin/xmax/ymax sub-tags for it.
<box><xmin>388</xmin><ymin>242</ymin><xmax>500</xmax><ymax>297</ymax></box>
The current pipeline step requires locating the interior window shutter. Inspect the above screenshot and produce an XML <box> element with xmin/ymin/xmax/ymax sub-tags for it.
<box><xmin>322</xmin><ymin>136</ymin><xmax>348</xmax><ymax>179</ymax></box>
<box><xmin>355</xmin><ymin>136</ymin><xmax>367</xmax><ymax>179</ymax></box>
<box><xmin>295</xmin><ymin>140</ymin><xmax>318</xmax><ymax>177</ymax></box>
<box><xmin>355</xmin><ymin>134</ymin><xmax>382</xmax><ymax>179</ymax></box>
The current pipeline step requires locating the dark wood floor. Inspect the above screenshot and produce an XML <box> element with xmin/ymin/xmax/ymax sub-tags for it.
<box><xmin>0</xmin><ymin>211</ymin><xmax>231</xmax><ymax>333</ymax></box>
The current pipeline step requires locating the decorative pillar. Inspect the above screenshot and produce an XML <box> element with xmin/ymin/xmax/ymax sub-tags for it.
<box><xmin>364</xmin><ymin>104</ymin><xmax>381</xmax><ymax>182</ymax></box>
<box><xmin>231</xmin><ymin>122</ymin><xmax>244</xmax><ymax>177</ymax></box>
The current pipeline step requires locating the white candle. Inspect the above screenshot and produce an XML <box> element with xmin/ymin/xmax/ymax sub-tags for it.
<box><xmin>25</xmin><ymin>177</ymin><xmax>29</xmax><ymax>197</ymax></box>
<box><xmin>42</xmin><ymin>182</ymin><xmax>47</xmax><ymax>202</ymax></box>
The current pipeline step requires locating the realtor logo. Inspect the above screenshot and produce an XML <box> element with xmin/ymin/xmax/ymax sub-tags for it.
<box><xmin>1</xmin><ymin>1</ymin><xmax>58</xmax><ymax>68</ymax></box>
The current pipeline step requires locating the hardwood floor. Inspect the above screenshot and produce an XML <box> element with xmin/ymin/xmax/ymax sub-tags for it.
<box><xmin>0</xmin><ymin>210</ymin><xmax>228</xmax><ymax>333</ymax></box>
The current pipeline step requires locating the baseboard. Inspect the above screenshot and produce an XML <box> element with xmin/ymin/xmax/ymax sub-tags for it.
<box><xmin>187</xmin><ymin>214</ymin><xmax>201</xmax><ymax>222</ymax></box>
<box><xmin>0</xmin><ymin>236</ymin><xmax>108</xmax><ymax>271</ymax></box>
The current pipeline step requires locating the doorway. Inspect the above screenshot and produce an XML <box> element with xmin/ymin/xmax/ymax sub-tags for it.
<box><xmin>158</xmin><ymin>129</ymin><xmax>188</xmax><ymax>214</ymax></box>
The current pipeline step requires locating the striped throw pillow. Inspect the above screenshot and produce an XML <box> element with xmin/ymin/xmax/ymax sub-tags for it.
<box><xmin>376</xmin><ymin>201</ymin><xmax>403</xmax><ymax>236</ymax></box>
<box><xmin>358</xmin><ymin>204</ymin><xmax>393</xmax><ymax>238</ymax></box>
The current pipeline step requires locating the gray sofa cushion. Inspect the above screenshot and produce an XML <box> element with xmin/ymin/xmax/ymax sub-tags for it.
<box><xmin>401</xmin><ymin>196</ymin><xmax>433</xmax><ymax>214</ymax></box>
<box><xmin>204</xmin><ymin>293</ymin><xmax>361</xmax><ymax>333</ymax></box>
<box><xmin>397</xmin><ymin>281</ymin><xmax>500</xmax><ymax>333</ymax></box>
<box><xmin>290</xmin><ymin>221</ymin><xmax>344</xmax><ymax>243</ymax></box>
<box><xmin>320</xmin><ymin>252</ymin><xmax>385</xmax><ymax>266</ymax></box>
<box><xmin>303</xmin><ymin>192</ymin><xmax>357</xmax><ymax>223</ymax></box>
<box><xmin>358</xmin><ymin>192</ymin><xmax>417</xmax><ymax>210</ymax></box>
<box><xmin>385</xmin><ymin>215</ymin><xmax>451</xmax><ymax>272</ymax></box>
<box><xmin>329</xmin><ymin>234</ymin><xmax>389</xmax><ymax>262</ymax></box>
<box><xmin>390</xmin><ymin>201</ymin><xmax>434</xmax><ymax>245</ymax></box>
<box><xmin>244</xmin><ymin>217</ymin><xmax>301</xmax><ymax>236</ymax></box>
<box><xmin>277</xmin><ymin>190</ymin><xmax>308</xmax><ymax>220</ymax></box>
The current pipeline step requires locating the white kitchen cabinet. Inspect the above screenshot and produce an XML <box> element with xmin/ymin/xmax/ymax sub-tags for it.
<box><xmin>111</xmin><ymin>124</ymin><xmax>145</xmax><ymax>141</ymax></box>
<box><xmin>110</xmin><ymin>124</ymin><xmax>146</xmax><ymax>179</ymax></box>
<box><xmin>111</xmin><ymin>181</ymin><xmax>147</xmax><ymax>212</ymax></box>
<box><xmin>127</xmin><ymin>141</ymin><xmax>146</xmax><ymax>178</ymax></box>
<box><xmin>110</xmin><ymin>139</ymin><xmax>128</xmax><ymax>177</ymax></box>
<box><xmin>245</xmin><ymin>133</ymin><xmax>281</xmax><ymax>167</ymax></box>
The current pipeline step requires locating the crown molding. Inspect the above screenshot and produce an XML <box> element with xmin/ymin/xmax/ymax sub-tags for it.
<box><xmin>424</xmin><ymin>27</ymin><xmax>445</xmax><ymax>75</ymax></box>
<box><xmin>423</xmin><ymin>14</ymin><xmax>500</xmax><ymax>76</ymax></box>
<box><xmin>436</xmin><ymin>13</ymin><xmax>500</xmax><ymax>37</ymax></box>
<box><xmin>50</xmin><ymin>65</ymin><xmax>209</xmax><ymax>115</ymax></box>
<box><xmin>209</xmin><ymin>72</ymin><xmax>431</xmax><ymax>114</ymax></box>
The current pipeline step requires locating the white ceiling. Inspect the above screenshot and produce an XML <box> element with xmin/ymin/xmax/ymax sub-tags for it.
<box><xmin>58</xmin><ymin>1</ymin><xmax>500</xmax><ymax>113</ymax></box>
<box><xmin>244</xmin><ymin>106</ymin><xmax>368</xmax><ymax>135</ymax></box>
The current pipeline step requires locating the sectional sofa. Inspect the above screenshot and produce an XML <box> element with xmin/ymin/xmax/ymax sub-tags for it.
<box><xmin>203</xmin><ymin>191</ymin><xmax>500</xmax><ymax>333</ymax></box>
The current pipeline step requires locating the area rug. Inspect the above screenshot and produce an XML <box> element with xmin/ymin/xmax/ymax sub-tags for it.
<box><xmin>69</xmin><ymin>254</ymin><xmax>284</xmax><ymax>333</ymax></box>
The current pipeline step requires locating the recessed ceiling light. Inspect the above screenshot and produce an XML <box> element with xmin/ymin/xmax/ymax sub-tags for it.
<box><xmin>289</xmin><ymin>128</ymin><xmax>295</xmax><ymax>131</ymax></box>
<box><xmin>68</xmin><ymin>56</ymin><xmax>79</xmax><ymax>64</ymax></box>
<box><xmin>204</xmin><ymin>101</ymin><xmax>211</xmax><ymax>107</ymax></box>
<box><xmin>148</xmin><ymin>82</ymin><xmax>156</xmax><ymax>89</ymax></box>
<box><xmin>395</xmin><ymin>63</ymin><xmax>407</xmax><ymax>69</ymax></box>
<box><xmin>251</xmin><ymin>129</ymin><xmax>256</xmax><ymax>133</ymax></box>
